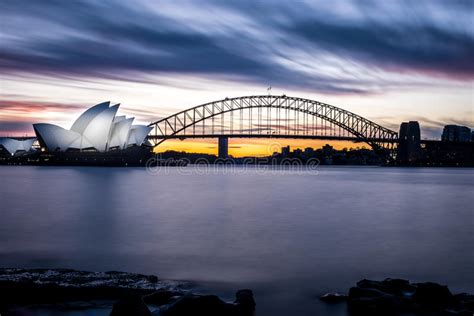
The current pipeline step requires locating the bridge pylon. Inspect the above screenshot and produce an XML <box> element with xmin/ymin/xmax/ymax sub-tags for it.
<box><xmin>218</xmin><ymin>136</ymin><xmax>229</xmax><ymax>159</ymax></box>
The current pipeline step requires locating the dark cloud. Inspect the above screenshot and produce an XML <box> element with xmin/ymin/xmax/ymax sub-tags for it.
<box><xmin>287</xmin><ymin>20</ymin><xmax>474</xmax><ymax>79</ymax></box>
<box><xmin>0</xmin><ymin>0</ymin><xmax>472</xmax><ymax>93</ymax></box>
<box><xmin>0</xmin><ymin>29</ymin><xmax>263</xmax><ymax>77</ymax></box>
<box><xmin>1</xmin><ymin>0</ymin><xmax>279</xmax><ymax>87</ymax></box>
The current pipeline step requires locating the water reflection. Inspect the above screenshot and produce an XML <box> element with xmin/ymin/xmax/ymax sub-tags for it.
<box><xmin>1</xmin><ymin>166</ymin><xmax>473</xmax><ymax>315</ymax></box>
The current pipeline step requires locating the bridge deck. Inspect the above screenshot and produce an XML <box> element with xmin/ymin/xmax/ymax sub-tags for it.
<box><xmin>147</xmin><ymin>134</ymin><xmax>396</xmax><ymax>143</ymax></box>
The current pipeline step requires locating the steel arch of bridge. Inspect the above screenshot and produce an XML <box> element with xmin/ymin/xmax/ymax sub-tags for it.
<box><xmin>147</xmin><ymin>95</ymin><xmax>398</xmax><ymax>152</ymax></box>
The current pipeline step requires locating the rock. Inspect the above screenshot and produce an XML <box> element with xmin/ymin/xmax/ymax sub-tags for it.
<box><xmin>349</xmin><ymin>295</ymin><xmax>401</xmax><ymax>316</ymax></box>
<box><xmin>413</xmin><ymin>282</ymin><xmax>453</xmax><ymax>309</ymax></box>
<box><xmin>234</xmin><ymin>289</ymin><xmax>256</xmax><ymax>315</ymax></box>
<box><xmin>0</xmin><ymin>268</ymin><xmax>181</xmax><ymax>304</ymax></box>
<box><xmin>143</xmin><ymin>289</ymin><xmax>184</xmax><ymax>306</ymax></box>
<box><xmin>324</xmin><ymin>278</ymin><xmax>473</xmax><ymax>316</ymax></box>
<box><xmin>349</xmin><ymin>286</ymin><xmax>387</xmax><ymax>299</ymax></box>
<box><xmin>356</xmin><ymin>279</ymin><xmax>385</xmax><ymax>291</ymax></box>
<box><xmin>147</xmin><ymin>275</ymin><xmax>159</xmax><ymax>283</ymax></box>
<box><xmin>453</xmin><ymin>293</ymin><xmax>474</xmax><ymax>311</ymax></box>
<box><xmin>348</xmin><ymin>286</ymin><xmax>402</xmax><ymax>315</ymax></box>
<box><xmin>159</xmin><ymin>290</ymin><xmax>256</xmax><ymax>316</ymax></box>
<box><xmin>319</xmin><ymin>292</ymin><xmax>348</xmax><ymax>303</ymax></box>
<box><xmin>110</xmin><ymin>294</ymin><xmax>152</xmax><ymax>316</ymax></box>
<box><xmin>160</xmin><ymin>294</ymin><xmax>233</xmax><ymax>316</ymax></box>
<box><xmin>441</xmin><ymin>309</ymin><xmax>473</xmax><ymax>316</ymax></box>
<box><xmin>0</xmin><ymin>268</ymin><xmax>255</xmax><ymax>316</ymax></box>
<box><xmin>382</xmin><ymin>278</ymin><xmax>415</xmax><ymax>296</ymax></box>
<box><xmin>356</xmin><ymin>278</ymin><xmax>415</xmax><ymax>296</ymax></box>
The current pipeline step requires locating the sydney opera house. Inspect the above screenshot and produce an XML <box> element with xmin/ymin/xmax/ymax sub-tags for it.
<box><xmin>1</xmin><ymin>102</ymin><xmax>155</xmax><ymax>165</ymax></box>
<box><xmin>0</xmin><ymin>138</ymin><xmax>35</xmax><ymax>156</ymax></box>
<box><xmin>33</xmin><ymin>101</ymin><xmax>152</xmax><ymax>153</ymax></box>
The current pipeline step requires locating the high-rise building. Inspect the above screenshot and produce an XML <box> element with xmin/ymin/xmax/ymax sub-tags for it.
<box><xmin>441</xmin><ymin>125</ymin><xmax>472</xmax><ymax>142</ymax></box>
<box><xmin>397</xmin><ymin>121</ymin><xmax>421</xmax><ymax>163</ymax></box>
<box><xmin>281</xmin><ymin>145</ymin><xmax>290</xmax><ymax>156</ymax></box>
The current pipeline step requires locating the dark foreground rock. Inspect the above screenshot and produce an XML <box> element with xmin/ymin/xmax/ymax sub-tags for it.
<box><xmin>143</xmin><ymin>289</ymin><xmax>185</xmax><ymax>306</ymax></box>
<box><xmin>109</xmin><ymin>290</ymin><xmax>256</xmax><ymax>316</ymax></box>
<box><xmin>321</xmin><ymin>278</ymin><xmax>474</xmax><ymax>316</ymax></box>
<box><xmin>0</xmin><ymin>268</ymin><xmax>256</xmax><ymax>316</ymax></box>
<box><xmin>0</xmin><ymin>268</ymin><xmax>184</xmax><ymax>305</ymax></box>
<box><xmin>235</xmin><ymin>289</ymin><xmax>257</xmax><ymax>315</ymax></box>
<box><xmin>110</xmin><ymin>294</ymin><xmax>152</xmax><ymax>316</ymax></box>
<box><xmin>159</xmin><ymin>289</ymin><xmax>255</xmax><ymax>316</ymax></box>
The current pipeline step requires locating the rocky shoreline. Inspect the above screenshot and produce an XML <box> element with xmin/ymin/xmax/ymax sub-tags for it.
<box><xmin>2</xmin><ymin>268</ymin><xmax>472</xmax><ymax>315</ymax></box>
<box><xmin>0</xmin><ymin>268</ymin><xmax>255</xmax><ymax>316</ymax></box>
<box><xmin>321</xmin><ymin>278</ymin><xmax>474</xmax><ymax>316</ymax></box>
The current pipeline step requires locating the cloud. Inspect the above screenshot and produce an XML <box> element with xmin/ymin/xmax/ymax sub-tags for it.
<box><xmin>0</xmin><ymin>100</ymin><xmax>84</xmax><ymax>113</ymax></box>
<box><xmin>1</xmin><ymin>0</ymin><xmax>472</xmax><ymax>95</ymax></box>
<box><xmin>286</xmin><ymin>19</ymin><xmax>474</xmax><ymax>80</ymax></box>
<box><xmin>0</xmin><ymin>121</ymin><xmax>35</xmax><ymax>135</ymax></box>
<box><xmin>406</xmin><ymin>115</ymin><xmax>473</xmax><ymax>139</ymax></box>
<box><xmin>0</xmin><ymin>99</ymin><xmax>85</xmax><ymax>135</ymax></box>
<box><xmin>0</xmin><ymin>98</ymin><xmax>170</xmax><ymax>133</ymax></box>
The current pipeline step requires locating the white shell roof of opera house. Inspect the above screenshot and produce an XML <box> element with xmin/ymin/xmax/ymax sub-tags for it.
<box><xmin>33</xmin><ymin>102</ymin><xmax>152</xmax><ymax>152</ymax></box>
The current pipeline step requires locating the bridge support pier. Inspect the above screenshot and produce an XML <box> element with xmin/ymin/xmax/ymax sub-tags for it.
<box><xmin>397</xmin><ymin>121</ymin><xmax>421</xmax><ymax>163</ymax></box>
<box><xmin>218</xmin><ymin>136</ymin><xmax>229</xmax><ymax>159</ymax></box>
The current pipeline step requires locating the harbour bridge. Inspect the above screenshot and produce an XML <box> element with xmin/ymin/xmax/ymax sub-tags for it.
<box><xmin>147</xmin><ymin>95</ymin><xmax>399</xmax><ymax>157</ymax></box>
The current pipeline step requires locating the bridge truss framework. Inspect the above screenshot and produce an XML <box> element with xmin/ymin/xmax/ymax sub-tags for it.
<box><xmin>147</xmin><ymin>95</ymin><xmax>399</xmax><ymax>155</ymax></box>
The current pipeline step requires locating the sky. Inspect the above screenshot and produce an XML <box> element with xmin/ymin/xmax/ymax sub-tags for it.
<box><xmin>0</xmin><ymin>0</ymin><xmax>473</xmax><ymax>156</ymax></box>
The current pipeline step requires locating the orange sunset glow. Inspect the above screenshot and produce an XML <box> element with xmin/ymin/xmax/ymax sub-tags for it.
<box><xmin>155</xmin><ymin>138</ymin><xmax>361</xmax><ymax>157</ymax></box>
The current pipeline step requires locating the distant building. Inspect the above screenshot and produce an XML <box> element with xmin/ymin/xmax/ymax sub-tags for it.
<box><xmin>322</xmin><ymin>144</ymin><xmax>333</xmax><ymax>156</ymax></box>
<box><xmin>441</xmin><ymin>125</ymin><xmax>472</xmax><ymax>142</ymax></box>
<box><xmin>293</xmin><ymin>148</ymin><xmax>303</xmax><ymax>156</ymax></box>
<box><xmin>303</xmin><ymin>147</ymin><xmax>314</xmax><ymax>156</ymax></box>
<box><xmin>397</xmin><ymin>121</ymin><xmax>421</xmax><ymax>163</ymax></box>
<box><xmin>281</xmin><ymin>145</ymin><xmax>290</xmax><ymax>156</ymax></box>
<box><xmin>320</xmin><ymin>144</ymin><xmax>334</xmax><ymax>165</ymax></box>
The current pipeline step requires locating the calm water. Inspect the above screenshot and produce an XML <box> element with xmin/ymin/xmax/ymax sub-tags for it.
<box><xmin>1</xmin><ymin>166</ymin><xmax>473</xmax><ymax>315</ymax></box>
